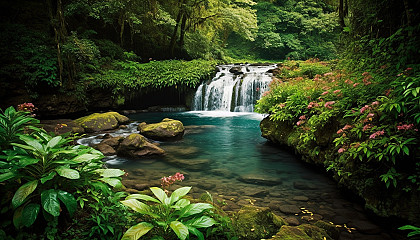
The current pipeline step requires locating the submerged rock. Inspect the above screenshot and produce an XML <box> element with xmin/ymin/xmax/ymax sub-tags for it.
<box><xmin>138</xmin><ymin>118</ymin><xmax>185</xmax><ymax>141</ymax></box>
<box><xmin>271</xmin><ymin>224</ymin><xmax>334</xmax><ymax>240</ymax></box>
<box><xmin>237</xmin><ymin>174</ymin><xmax>282</xmax><ymax>186</ymax></box>
<box><xmin>117</xmin><ymin>133</ymin><xmax>165</xmax><ymax>158</ymax></box>
<box><xmin>164</xmin><ymin>157</ymin><xmax>210</xmax><ymax>171</ymax></box>
<box><xmin>75</xmin><ymin>112</ymin><xmax>129</xmax><ymax>132</ymax></box>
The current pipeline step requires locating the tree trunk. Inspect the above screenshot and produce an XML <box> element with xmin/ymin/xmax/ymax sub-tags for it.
<box><xmin>179</xmin><ymin>13</ymin><xmax>187</xmax><ymax>48</ymax></box>
<box><xmin>338</xmin><ymin>0</ymin><xmax>345</xmax><ymax>27</ymax></box>
<box><xmin>402</xmin><ymin>0</ymin><xmax>412</xmax><ymax>26</ymax></box>
<box><xmin>169</xmin><ymin>11</ymin><xmax>183</xmax><ymax>56</ymax></box>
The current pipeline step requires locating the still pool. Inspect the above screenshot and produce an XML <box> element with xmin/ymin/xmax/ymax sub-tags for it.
<box><xmin>79</xmin><ymin>111</ymin><xmax>395</xmax><ymax>239</ymax></box>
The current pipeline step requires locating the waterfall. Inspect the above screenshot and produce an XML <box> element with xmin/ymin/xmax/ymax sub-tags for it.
<box><xmin>192</xmin><ymin>64</ymin><xmax>276</xmax><ymax>112</ymax></box>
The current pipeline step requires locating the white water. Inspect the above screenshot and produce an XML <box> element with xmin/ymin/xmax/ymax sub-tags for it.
<box><xmin>192</xmin><ymin>64</ymin><xmax>276</xmax><ymax>112</ymax></box>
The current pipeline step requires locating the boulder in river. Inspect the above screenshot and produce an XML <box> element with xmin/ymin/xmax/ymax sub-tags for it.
<box><xmin>75</xmin><ymin>112</ymin><xmax>129</xmax><ymax>132</ymax></box>
<box><xmin>138</xmin><ymin>118</ymin><xmax>185</xmax><ymax>141</ymax></box>
<box><xmin>117</xmin><ymin>133</ymin><xmax>165</xmax><ymax>158</ymax></box>
<box><xmin>237</xmin><ymin>174</ymin><xmax>282</xmax><ymax>186</ymax></box>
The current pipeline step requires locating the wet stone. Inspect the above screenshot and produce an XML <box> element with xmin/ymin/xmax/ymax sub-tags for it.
<box><xmin>279</xmin><ymin>204</ymin><xmax>301</xmax><ymax>214</ymax></box>
<box><xmin>293</xmin><ymin>181</ymin><xmax>318</xmax><ymax>190</ymax></box>
<box><xmin>293</xmin><ymin>196</ymin><xmax>309</xmax><ymax>201</ymax></box>
<box><xmin>246</xmin><ymin>189</ymin><xmax>269</xmax><ymax>198</ymax></box>
<box><xmin>284</xmin><ymin>216</ymin><xmax>300</xmax><ymax>226</ymax></box>
<box><xmin>237</xmin><ymin>174</ymin><xmax>282</xmax><ymax>186</ymax></box>
<box><xmin>348</xmin><ymin>220</ymin><xmax>382</xmax><ymax>235</ymax></box>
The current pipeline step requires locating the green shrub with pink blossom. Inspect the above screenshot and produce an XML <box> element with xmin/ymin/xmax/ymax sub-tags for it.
<box><xmin>256</xmin><ymin>60</ymin><xmax>420</xmax><ymax>191</ymax></box>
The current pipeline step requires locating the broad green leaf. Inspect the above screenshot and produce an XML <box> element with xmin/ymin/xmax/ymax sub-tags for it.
<box><xmin>99</xmin><ymin>177</ymin><xmax>122</xmax><ymax>188</ymax></box>
<box><xmin>121</xmin><ymin>199</ymin><xmax>151</xmax><ymax>214</ymax></box>
<box><xmin>179</xmin><ymin>203</ymin><xmax>213</xmax><ymax>218</ymax></box>
<box><xmin>56</xmin><ymin>166</ymin><xmax>80</xmax><ymax>179</ymax></box>
<box><xmin>18</xmin><ymin>157</ymin><xmax>39</xmax><ymax>167</ymax></box>
<box><xmin>46</xmin><ymin>136</ymin><xmax>62</xmax><ymax>149</ymax></box>
<box><xmin>71</xmin><ymin>153</ymin><xmax>99</xmax><ymax>163</ymax></box>
<box><xmin>187</xmin><ymin>226</ymin><xmax>204</xmax><ymax>240</ymax></box>
<box><xmin>0</xmin><ymin>171</ymin><xmax>16</xmax><ymax>182</ymax></box>
<box><xmin>121</xmin><ymin>222</ymin><xmax>154</xmax><ymax>240</ymax></box>
<box><xmin>95</xmin><ymin>168</ymin><xmax>125</xmax><ymax>178</ymax></box>
<box><xmin>173</xmin><ymin>199</ymin><xmax>190</xmax><ymax>210</ymax></box>
<box><xmin>21</xmin><ymin>203</ymin><xmax>40</xmax><ymax>227</ymax></box>
<box><xmin>186</xmin><ymin>216</ymin><xmax>216</xmax><ymax>228</ymax></box>
<box><xmin>13</xmin><ymin>205</ymin><xmax>24</xmax><ymax>229</ymax></box>
<box><xmin>19</xmin><ymin>135</ymin><xmax>44</xmax><ymax>153</ymax></box>
<box><xmin>41</xmin><ymin>189</ymin><xmax>60</xmax><ymax>217</ymax></box>
<box><xmin>170</xmin><ymin>221</ymin><xmax>189</xmax><ymax>240</ymax></box>
<box><xmin>169</xmin><ymin>187</ymin><xmax>191</xmax><ymax>205</ymax></box>
<box><xmin>12</xmin><ymin>180</ymin><xmax>38</xmax><ymax>208</ymax></box>
<box><xmin>150</xmin><ymin>187</ymin><xmax>167</xmax><ymax>204</ymax></box>
<box><xmin>126</xmin><ymin>194</ymin><xmax>160</xmax><ymax>203</ymax></box>
<box><xmin>57</xmin><ymin>190</ymin><xmax>77</xmax><ymax>217</ymax></box>
<box><xmin>41</xmin><ymin>172</ymin><xmax>56</xmax><ymax>184</ymax></box>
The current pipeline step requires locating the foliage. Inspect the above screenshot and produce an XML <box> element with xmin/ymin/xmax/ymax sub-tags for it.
<box><xmin>121</xmin><ymin>186</ymin><xmax>217</xmax><ymax>240</ymax></box>
<box><xmin>399</xmin><ymin>225</ymin><xmax>420</xmax><ymax>238</ymax></box>
<box><xmin>0</xmin><ymin>106</ymin><xmax>41</xmax><ymax>150</ymax></box>
<box><xmin>256</xmin><ymin>61</ymin><xmax>420</xmax><ymax>191</ymax></box>
<box><xmin>88</xmin><ymin>59</ymin><xmax>217</xmax><ymax>98</ymax></box>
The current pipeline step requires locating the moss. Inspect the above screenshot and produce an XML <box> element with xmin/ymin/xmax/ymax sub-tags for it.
<box><xmin>75</xmin><ymin>112</ymin><xmax>129</xmax><ymax>132</ymax></box>
<box><xmin>271</xmin><ymin>226</ymin><xmax>312</xmax><ymax>240</ymax></box>
<box><xmin>139</xmin><ymin>119</ymin><xmax>185</xmax><ymax>141</ymax></box>
<box><xmin>233</xmin><ymin>205</ymin><xmax>286</xmax><ymax>240</ymax></box>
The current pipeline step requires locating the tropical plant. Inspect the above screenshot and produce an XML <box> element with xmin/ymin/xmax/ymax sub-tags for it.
<box><xmin>121</xmin><ymin>186</ymin><xmax>217</xmax><ymax>240</ymax></box>
<box><xmin>398</xmin><ymin>225</ymin><xmax>420</xmax><ymax>238</ymax></box>
<box><xmin>0</xmin><ymin>131</ymin><xmax>125</xmax><ymax>230</ymax></box>
<box><xmin>0</xmin><ymin>106</ymin><xmax>41</xmax><ymax>150</ymax></box>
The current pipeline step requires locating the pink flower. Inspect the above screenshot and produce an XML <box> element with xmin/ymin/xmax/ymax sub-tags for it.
<box><xmin>397</xmin><ymin>123</ymin><xmax>415</xmax><ymax>131</ymax></box>
<box><xmin>371</xmin><ymin>101</ymin><xmax>380</xmax><ymax>106</ymax></box>
<box><xmin>360</xmin><ymin>105</ymin><xmax>370</xmax><ymax>114</ymax></box>
<box><xmin>333</xmin><ymin>90</ymin><xmax>341</xmax><ymax>94</ymax></box>
<box><xmin>337</xmin><ymin>129</ymin><xmax>344</xmax><ymax>134</ymax></box>
<box><xmin>321</xmin><ymin>91</ymin><xmax>329</xmax><ymax>95</ymax></box>
<box><xmin>296</xmin><ymin>120</ymin><xmax>305</xmax><ymax>126</ymax></box>
<box><xmin>338</xmin><ymin>148</ymin><xmax>346</xmax><ymax>153</ymax></box>
<box><xmin>369</xmin><ymin>130</ymin><xmax>385</xmax><ymax>139</ymax></box>
<box><xmin>353</xmin><ymin>83</ymin><xmax>360</xmax><ymax>87</ymax></box>
<box><xmin>367</xmin><ymin>113</ymin><xmax>375</xmax><ymax>118</ymax></box>
<box><xmin>324</xmin><ymin>101</ymin><xmax>335</xmax><ymax>109</ymax></box>
<box><xmin>299</xmin><ymin>115</ymin><xmax>306</xmax><ymax>120</ymax></box>
<box><xmin>343</xmin><ymin>124</ymin><xmax>352</xmax><ymax>130</ymax></box>
<box><xmin>363</xmin><ymin>124</ymin><xmax>372</xmax><ymax>131</ymax></box>
<box><xmin>161</xmin><ymin>172</ymin><xmax>185</xmax><ymax>188</ymax></box>
<box><xmin>324</xmin><ymin>72</ymin><xmax>333</xmax><ymax>76</ymax></box>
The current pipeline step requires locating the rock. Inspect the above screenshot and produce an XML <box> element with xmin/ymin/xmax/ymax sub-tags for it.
<box><xmin>165</xmin><ymin>157</ymin><xmax>210</xmax><ymax>171</ymax></box>
<box><xmin>293</xmin><ymin>181</ymin><xmax>318</xmax><ymax>190</ymax></box>
<box><xmin>237</xmin><ymin>174</ymin><xmax>282</xmax><ymax>186</ymax></box>
<box><xmin>138</xmin><ymin>118</ymin><xmax>185</xmax><ymax>141</ymax></box>
<box><xmin>210</xmin><ymin>168</ymin><xmax>236</xmax><ymax>178</ymax></box>
<box><xmin>94</xmin><ymin>142</ymin><xmax>116</xmax><ymax>156</ymax></box>
<box><xmin>229</xmin><ymin>66</ymin><xmax>243</xmax><ymax>75</ymax></box>
<box><xmin>270</xmin><ymin>224</ymin><xmax>334</xmax><ymax>240</ymax></box>
<box><xmin>41</xmin><ymin>119</ymin><xmax>85</xmax><ymax>134</ymax></box>
<box><xmin>233</xmin><ymin>205</ymin><xmax>286</xmax><ymax>240</ymax></box>
<box><xmin>284</xmin><ymin>216</ymin><xmax>300</xmax><ymax>226</ymax></box>
<box><xmin>293</xmin><ymin>196</ymin><xmax>309</xmax><ymax>201</ymax></box>
<box><xmin>279</xmin><ymin>205</ymin><xmax>301</xmax><ymax>214</ymax></box>
<box><xmin>75</xmin><ymin>112</ymin><xmax>130</xmax><ymax>133</ymax></box>
<box><xmin>246</xmin><ymin>189</ymin><xmax>269</xmax><ymax>198</ymax></box>
<box><xmin>117</xmin><ymin>133</ymin><xmax>165</xmax><ymax>158</ymax></box>
<box><xmin>314</xmin><ymin>220</ymin><xmax>340</xmax><ymax>240</ymax></box>
<box><xmin>101</xmin><ymin>136</ymin><xmax>124</xmax><ymax>147</ymax></box>
<box><xmin>348</xmin><ymin>220</ymin><xmax>381</xmax><ymax>235</ymax></box>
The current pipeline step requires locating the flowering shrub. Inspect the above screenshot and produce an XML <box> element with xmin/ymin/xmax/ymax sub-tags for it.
<box><xmin>161</xmin><ymin>172</ymin><xmax>185</xmax><ymax>189</ymax></box>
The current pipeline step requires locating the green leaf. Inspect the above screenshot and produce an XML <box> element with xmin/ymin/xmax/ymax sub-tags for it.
<box><xmin>13</xmin><ymin>205</ymin><xmax>25</xmax><ymax>229</ymax></box>
<box><xmin>186</xmin><ymin>216</ymin><xmax>216</xmax><ymax>228</ymax></box>
<box><xmin>121</xmin><ymin>222</ymin><xmax>154</xmax><ymax>240</ymax></box>
<box><xmin>126</xmin><ymin>194</ymin><xmax>161</xmax><ymax>203</ymax></box>
<box><xmin>19</xmin><ymin>135</ymin><xmax>44</xmax><ymax>153</ymax></box>
<box><xmin>72</xmin><ymin>153</ymin><xmax>98</xmax><ymax>163</ymax></box>
<box><xmin>173</xmin><ymin>199</ymin><xmax>190</xmax><ymax>210</ymax></box>
<box><xmin>18</xmin><ymin>157</ymin><xmax>39</xmax><ymax>167</ymax></box>
<box><xmin>150</xmin><ymin>187</ymin><xmax>167</xmax><ymax>204</ymax></box>
<box><xmin>169</xmin><ymin>187</ymin><xmax>191</xmax><ymax>205</ymax></box>
<box><xmin>21</xmin><ymin>203</ymin><xmax>40</xmax><ymax>227</ymax></box>
<box><xmin>121</xmin><ymin>199</ymin><xmax>151</xmax><ymax>214</ymax></box>
<box><xmin>187</xmin><ymin>226</ymin><xmax>204</xmax><ymax>240</ymax></box>
<box><xmin>95</xmin><ymin>168</ymin><xmax>125</xmax><ymax>178</ymax></box>
<box><xmin>46</xmin><ymin>136</ymin><xmax>62</xmax><ymax>149</ymax></box>
<box><xmin>57</xmin><ymin>190</ymin><xmax>77</xmax><ymax>217</ymax></box>
<box><xmin>41</xmin><ymin>172</ymin><xmax>56</xmax><ymax>184</ymax></box>
<box><xmin>170</xmin><ymin>221</ymin><xmax>189</xmax><ymax>240</ymax></box>
<box><xmin>99</xmin><ymin>177</ymin><xmax>122</xmax><ymax>188</ymax></box>
<box><xmin>0</xmin><ymin>171</ymin><xmax>16</xmax><ymax>182</ymax></box>
<box><xmin>41</xmin><ymin>189</ymin><xmax>60</xmax><ymax>217</ymax></box>
<box><xmin>56</xmin><ymin>166</ymin><xmax>80</xmax><ymax>179</ymax></box>
<box><xmin>179</xmin><ymin>203</ymin><xmax>213</xmax><ymax>218</ymax></box>
<box><xmin>12</xmin><ymin>180</ymin><xmax>38</xmax><ymax>208</ymax></box>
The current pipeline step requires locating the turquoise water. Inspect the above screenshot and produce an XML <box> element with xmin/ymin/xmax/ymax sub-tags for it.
<box><xmin>81</xmin><ymin>111</ymin><xmax>393</xmax><ymax>238</ymax></box>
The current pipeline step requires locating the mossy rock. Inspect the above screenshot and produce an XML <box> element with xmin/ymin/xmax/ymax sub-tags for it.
<box><xmin>117</xmin><ymin>133</ymin><xmax>165</xmax><ymax>158</ymax></box>
<box><xmin>270</xmin><ymin>224</ymin><xmax>334</xmax><ymax>240</ymax></box>
<box><xmin>75</xmin><ymin>112</ymin><xmax>130</xmax><ymax>133</ymax></box>
<box><xmin>138</xmin><ymin>118</ymin><xmax>185</xmax><ymax>141</ymax></box>
<box><xmin>233</xmin><ymin>205</ymin><xmax>286</xmax><ymax>240</ymax></box>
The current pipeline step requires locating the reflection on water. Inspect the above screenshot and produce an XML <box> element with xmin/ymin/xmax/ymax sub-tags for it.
<box><xmin>78</xmin><ymin>111</ymin><xmax>394</xmax><ymax>239</ymax></box>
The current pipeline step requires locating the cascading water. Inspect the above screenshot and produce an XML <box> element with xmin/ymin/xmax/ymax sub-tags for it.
<box><xmin>192</xmin><ymin>64</ymin><xmax>276</xmax><ymax>112</ymax></box>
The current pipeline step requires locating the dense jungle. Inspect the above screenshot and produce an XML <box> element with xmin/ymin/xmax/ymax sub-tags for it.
<box><xmin>0</xmin><ymin>0</ymin><xmax>419</xmax><ymax>239</ymax></box>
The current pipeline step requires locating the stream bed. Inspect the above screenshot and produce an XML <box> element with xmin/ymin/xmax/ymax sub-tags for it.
<box><xmin>79</xmin><ymin>111</ymin><xmax>402</xmax><ymax>240</ymax></box>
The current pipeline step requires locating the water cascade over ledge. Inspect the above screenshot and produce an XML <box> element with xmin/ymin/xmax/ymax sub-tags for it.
<box><xmin>192</xmin><ymin>64</ymin><xmax>276</xmax><ymax>112</ymax></box>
